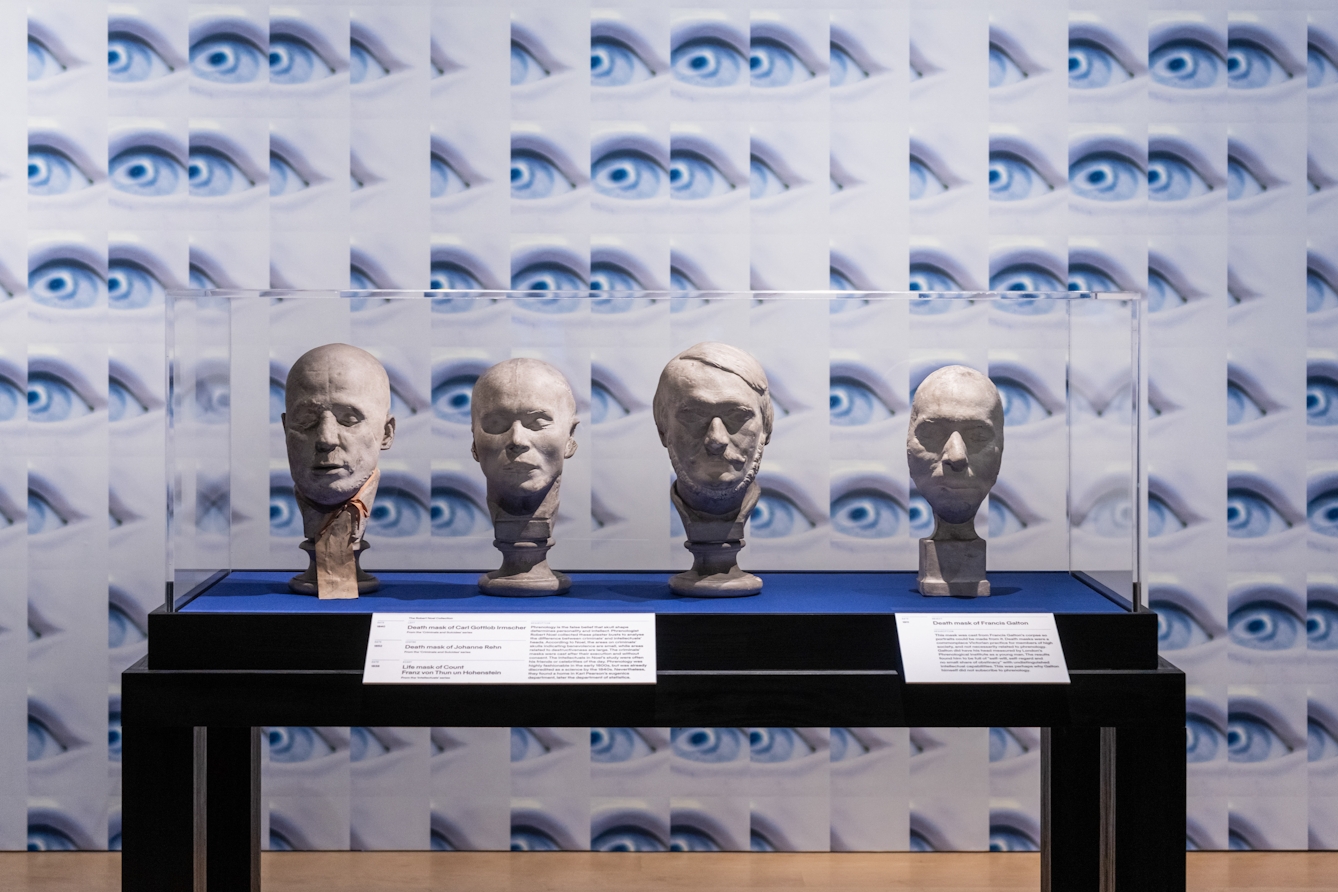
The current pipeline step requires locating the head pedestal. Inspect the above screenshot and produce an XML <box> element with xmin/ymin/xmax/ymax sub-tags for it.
<box><xmin>477</xmin><ymin>485</ymin><xmax>571</xmax><ymax>595</ymax></box>
<box><xmin>667</xmin><ymin>480</ymin><xmax>763</xmax><ymax>597</ymax></box>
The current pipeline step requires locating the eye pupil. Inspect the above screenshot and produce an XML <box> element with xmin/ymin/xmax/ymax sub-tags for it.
<box><xmin>209</xmin><ymin>51</ymin><xmax>227</xmax><ymax>66</ymax></box>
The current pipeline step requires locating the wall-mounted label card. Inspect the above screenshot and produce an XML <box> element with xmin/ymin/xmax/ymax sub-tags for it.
<box><xmin>896</xmin><ymin>613</ymin><xmax>1069</xmax><ymax>684</ymax></box>
<box><xmin>363</xmin><ymin>613</ymin><xmax>656</xmax><ymax>684</ymax></box>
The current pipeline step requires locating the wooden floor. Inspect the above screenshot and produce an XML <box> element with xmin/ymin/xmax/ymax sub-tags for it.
<box><xmin>2</xmin><ymin>851</ymin><xmax>1336</xmax><ymax>891</ymax></box>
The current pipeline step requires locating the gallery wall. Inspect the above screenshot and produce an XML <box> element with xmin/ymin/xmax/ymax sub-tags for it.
<box><xmin>0</xmin><ymin>0</ymin><xmax>1334</xmax><ymax>854</ymax></box>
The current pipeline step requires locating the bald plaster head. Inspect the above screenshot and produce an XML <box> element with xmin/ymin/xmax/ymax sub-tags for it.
<box><xmin>654</xmin><ymin>342</ymin><xmax>773</xmax><ymax>515</ymax></box>
<box><xmin>283</xmin><ymin>344</ymin><xmax>395</xmax><ymax>507</ymax></box>
<box><xmin>470</xmin><ymin>358</ymin><xmax>579</xmax><ymax>514</ymax></box>
<box><xmin>907</xmin><ymin>365</ymin><xmax>1004</xmax><ymax>529</ymax></box>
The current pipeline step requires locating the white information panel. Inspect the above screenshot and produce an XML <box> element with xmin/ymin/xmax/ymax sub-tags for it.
<box><xmin>363</xmin><ymin>613</ymin><xmax>656</xmax><ymax>684</ymax></box>
<box><xmin>896</xmin><ymin>613</ymin><xmax>1069</xmax><ymax>684</ymax></box>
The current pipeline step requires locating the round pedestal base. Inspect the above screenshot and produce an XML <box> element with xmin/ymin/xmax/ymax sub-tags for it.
<box><xmin>478</xmin><ymin>569</ymin><xmax>572</xmax><ymax>596</ymax></box>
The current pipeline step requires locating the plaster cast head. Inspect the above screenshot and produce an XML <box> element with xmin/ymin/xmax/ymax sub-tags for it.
<box><xmin>654</xmin><ymin>342</ymin><xmax>773</xmax><ymax>512</ymax></box>
<box><xmin>470</xmin><ymin>358</ymin><xmax>579</xmax><ymax>508</ymax></box>
<box><xmin>283</xmin><ymin>344</ymin><xmax>396</xmax><ymax>507</ymax></box>
<box><xmin>907</xmin><ymin>365</ymin><xmax>1005</xmax><ymax>527</ymax></box>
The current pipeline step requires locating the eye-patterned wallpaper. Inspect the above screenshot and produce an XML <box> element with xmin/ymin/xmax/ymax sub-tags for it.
<box><xmin>1</xmin><ymin>0</ymin><xmax>1333</xmax><ymax>855</ymax></box>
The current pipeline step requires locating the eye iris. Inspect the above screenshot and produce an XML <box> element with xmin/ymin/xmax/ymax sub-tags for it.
<box><xmin>672</xmin><ymin>39</ymin><xmax>743</xmax><ymax>88</ymax></box>
<box><xmin>111</xmin><ymin>148</ymin><xmax>183</xmax><ymax>197</ymax></box>
<box><xmin>592</xmin><ymin>151</ymin><xmax>664</xmax><ymax>200</ymax></box>
<box><xmin>1070</xmin><ymin>152</ymin><xmax>1141</xmax><ymax>201</ymax></box>
<box><xmin>1068</xmin><ymin>41</ymin><xmax>1116</xmax><ymax>89</ymax></box>
<box><xmin>831</xmin><ymin>490</ymin><xmax>902</xmax><ymax>538</ymax></box>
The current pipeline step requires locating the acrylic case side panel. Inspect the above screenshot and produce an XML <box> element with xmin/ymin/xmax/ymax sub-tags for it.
<box><xmin>167</xmin><ymin>293</ymin><xmax>232</xmax><ymax>602</ymax></box>
<box><xmin>1067</xmin><ymin>297</ymin><xmax>1142</xmax><ymax>605</ymax></box>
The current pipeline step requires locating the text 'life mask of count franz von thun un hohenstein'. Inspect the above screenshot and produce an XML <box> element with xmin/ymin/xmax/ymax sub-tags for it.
<box><xmin>282</xmin><ymin>343</ymin><xmax>397</xmax><ymax>599</ymax></box>
<box><xmin>654</xmin><ymin>342</ymin><xmax>774</xmax><ymax>597</ymax></box>
<box><xmin>906</xmin><ymin>365</ymin><xmax>1005</xmax><ymax>597</ymax></box>
<box><xmin>470</xmin><ymin>358</ymin><xmax>580</xmax><ymax>595</ymax></box>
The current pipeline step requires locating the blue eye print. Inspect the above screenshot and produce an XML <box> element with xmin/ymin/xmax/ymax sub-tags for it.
<box><xmin>591</xmin><ymin>381</ymin><xmax>631</xmax><ymax>424</ymax></box>
<box><xmin>510</xmin><ymin>41</ymin><xmax>547</xmax><ymax>86</ymax></box>
<box><xmin>190</xmin><ymin>34</ymin><xmax>264</xmax><ymax>84</ymax></box>
<box><xmin>269</xmin><ymin>830</ymin><xmax>294</xmax><ymax>851</ymax></box>
<box><xmin>511</xmin><ymin>263</ymin><xmax>586</xmax><ymax>298</ymax></box>
<box><xmin>993</xmin><ymin>378</ymin><xmax>1050</xmax><ymax>426</ymax></box>
<box><xmin>1309</xmin><ymin>271</ymin><xmax>1338</xmax><ymax>313</ymax></box>
<box><xmin>109</xmin><ymin>603</ymin><xmax>145</xmax><ymax>648</ymax></box>
<box><xmin>267</xmin><ymin>378</ymin><xmax>285</xmax><ymax>424</ymax></box>
<box><xmin>990</xmin><ymin>265</ymin><xmax>1064</xmax><ymax>315</ymax></box>
<box><xmin>110</xmin><ymin>147</ymin><xmax>184</xmax><ymax>197</ymax></box>
<box><xmin>829</xmin><ymin>268</ymin><xmax>858</xmax><ymax>292</ymax></box>
<box><xmin>30</xmin><ymin>259</ymin><xmax>104</xmax><ymax>309</ymax></box>
<box><xmin>188</xmin><ymin>264</ymin><xmax>217</xmax><ymax>289</ymax></box>
<box><xmin>1226</xmin><ymin>488</ymin><xmax>1290</xmax><ymax>538</ymax></box>
<box><xmin>989</xmin><ymin>826</ymin><xmax>1038</xmax><ymax>852</ymax></box>
<box><xmin>750</xmin><ymin>492</ymin><xmax>814</xmax><ymax>539</ymax></box>
<box><xmin>590</xmin><ymin>263</ymin><xmax>644</xmax><ymax>298</ymax></box>
<box><xmin>989</xmin><ymin>497</ymin><xmax>1027</xmax><ymax>538</ymax></box>
<box><xmin>750</xmin><ymin>727</ymin><xmax>814</xmax><ymax>763</ymax></box>
<box><xmin>672</xmin><ymin>727</ymin><xmax>745</xmax><ymax>763</ymax></box>
<box><xmin>1150</xmin><ymin>599</ymin><xmax>1214</xmax><ymax>649</ymax></box>
<box><xmin>592</xmin><ymin>150</ymin><xmax>666</xmax><ymax>200</ymax></box>
<box><xmin>1311</xmin><ymin>719</ymin><xmax>1338</xmax><ymax>762</ymax></box>
<box><xmin>350</xmin><ymin>40</ymin><xmax>389</xmax><ymax>85</ymax></box>
<box><xmin>269</xmin><ymin>153</ymin><xmax>307</xmax><ymax>197</ymax></box>
<box><xmin>1229</xmin><ymin>601</ymin><xmax>1302</xmax><ymax>651</ymax></box>
<box><xmin>592</xmin><ymin>826</ymin><xmax>667</xmax><ymax>852</ymax></box>
<box><xmin>670</xmin><ymin>826</ymin><xmax>722</xmax><ymax>852</ymax></box>
<box><xmin>908</xmin><ymin>263</ymin><xmax>960</xmax><ymax>296</ymax></box>
<box><xmin>269</xmin><ymin>486</ymin><xmax>301</xmax><ymax>537</ymax></box>
<box><xmin>909</xmin><ymin>830</ymin><xmax>935</xmax><ymax>852</ymax></box>
<box><xmin>430</xmin><ymin>154</ymin><xmax>468</xmax><ymax>198</ymax></box>
<box><xmin>28</xmin><ymin>372</ymin><xmax>92</xmax><ymax>423</ymax></box>
<box><xmin>590</xmin><ymin>727</ymin><xmax>654</xmax><ymax>762</ymax></box>
<box><xmin>1310</xmin><ymin>491</ymin><xmax>1338</xmax><ymax>537</ymax></box>
<box><xmin>431</xmin><ymin>486</ymin><xmax>487</xmax><ymax>537</ymax></box>
<box><xmin>1311</xmin><ymin>602</ymin><xmax>1338</xmax><ymax>649</ymax></box>
<box><xmin>1079</xmin><ymin>492</ymin><xmax>1131</xmax><ymax>538</ymax></box>
<box><xmin>109</xmin><ymin>377</ymin><xmax>148</xmax><ymax>422</ymax></box>
<box><xmin>0</xmin><ymin>376</ymin><xmax>21</xmax><ymax>422</ymax></box>
<box><xmin>193</xmin><ymin>373</ymin><xmax>230</xmax><ymax>423</ymax></box>
<box><xmin>1227</xmin><ymin>158</ymin><xmax>1265</xmax><ymax>200</ymax></box>
<box><xmin>1147</xmin><ymin>271</ymin><xmax>1188</xmax><ymax>313</ymax></box>
<box><xmin>988</xmin><ymin>153</ymin><xmax>1050</xmax><ymax>202</ymax></box>
<box><xmin>1069</xmin><ymin>39</ymin><xmax>1131</xmax><ymax>89</ymax></box>
<box><xmin>1148</xmin><ymin>494</ymin><xmax>1188</xmax><ymax>537</ymax></box>
<box><xmin>591</xmin><ymin>36</ymin><xmax>653</xmax><ymax>87</ymax></box>
<box><xmin>511</xmin><ymin>826</ymin><xmax>561</xmax><ymax>852</ymax></box>
<box><xmin>109</xmin><ymin>32</ymin><xmax>172</xmax><ymax>82</ymax></box>
<box><xmin>430</xmin><ymin>262</ymin><xmax>482</xmax><ymax>294</ymax></box>
<box><xmin>1150</xmin><ymin>40</ymin><xmax>1223</xmax><ymax>89</ymax></box>
<box><xmin>28</xmin><ymin>147</ymin><xmax>92</xmax><ymax>196</ymax></box>
<box><xmin>109</xmin><ymin>710</ymin><xmax>122</xmax><ymax>761</ymax></box>
<box><xmin>830</xmin><ymin>43</ymin><xmax>868</xmax><ymax>87</ymax></box>
<box><xmin>28</xmin><ymin>38</ymin><xmax>65</xmax><ymax>81</ymax></box>
<box><xmin>431</xmin><ymin>375</ymin><xmax>476</xmax><ymax>424</ymax></box>
<box><xmin>1148</xmin><ymin>152</ymin><xmax>1211</xmax><ymax>201</ymax></box>
<box><xmin>1311</xmin><ymin>46</ymin><xmax>1338</xmax><ymax>88</ymax></box>
<box><xmin>28</xmin><ymin>717</ymin><xmax>66</xmax><ymax>761</ymax></box>
<box><xmin>430</xmin><ymin>830</ymin><xmax>456</xmax><ymax>851</ymax></box>
<box><xmin>1227</xmin><ymin>40</ymin><xmax>1290</xmax><ymax>89</ymax></box>
<box><xmin>1185</xmin><ymin>714</ymin><xmax>1223</xmax><ymax>762</ymax></box>
<box><xmin>750</xmin><ymin>156</ymin><xmax>787</xmax><ymax>200</ymax></box>
<box><xmin>831</xmin><ymin>490</ymin><xmax>904</xmax><ymax>539</ymax></box>
<box><xmin>366</xmin><ymin>487</ymin><xmax>427</xmax><ymax>538</ymax></box>
<box><xmin>108</xmin><ymin>260</ymin><xmax>164</xmax><ymax>310</ymax></box>
<box><xmin>672</xmin><ymin>37</ymin><xmax>744</xmax><ymax>88</ymax></box>
<box><xmin>27</xmin><ymin>825</ymin><xmax>78</xmax><ymax>851</ymax></box>
<box><xmin>268</xmin><ymin>35</ymin><xmax>333</xmax><ymax>85</ymax></box>
<box><xmin>670</xmin><ymin>150</ymin><xmax>734</xmax><ymax>200</ymax></box>
<box><xmin>189</xmin><ymin>148</ymin><xmax>253</xmax><ymax>197</ymax></box>
<box><xmin>1227</xmin><ymin>713</ymin><xmax>1290</xmax><ymax>762</ymax></box>
<box><xmin>830</xmin><ymin>377</ymin><xmax>893</xmax><ymax>426</ymax></box>
<box><xmin>1227</xmin><ymin>381</ymin><xmax>1265</xmax><ymax>425</ymax></box>
<box><xmin>990</xmin><ymin>44</ymin><xmax>1026</xmax><ymax>87</ymax></box>
<box><xmin>1307</xmin><ymin>376</ymin><xmax>1338</xmax><ymax>425</ymax></box>
<box><xmin>830</xmin><ymin>727</ymin><xmax>869</xmax><ymax>762</ymax></box>
<box><xmin>511</xmin><ymin>150</ymin><xmax>574</xmax><ymax>200</ymax></box>
<box><xmin>1070</xmin><ymin>152</ymin><xmax>1142</xmax><ymax>201</ymax></box>
<box><xmin>909</xmin><ymin>157</ymin><xmax>947</xmax><ymax>200</ymax></box>
<box><xmin>350</xmin><ymin>726</ymin><xmax>390</xmax><ymax>762</ymax></box>
<box><xmin>989</xmin><ymin>727</ymin><xmax>1028</xmax><ymax>762</ymax></box>
<box><xmin>750</xmin><ymin>38</ymin><xmax>811</xmax><ymax>89</ymax></box>
<box><xmin>1067</xmin><ymin>264</ymin><xmax>1117</xmax><ymax>292</ymax></box>
<box><xmin>750</xmin><ymin>831</ymin><xmax>777</xmax><ymax>852</ymax></box>
<box><xmin>267</xmin><ymin>726</ymin><xmax>335</xmax><ymax>763</ymax></box>
<box><xmin>510</xmin><ymin>727</ymin><xmax>549</xmax><ymax>762</ymax></box>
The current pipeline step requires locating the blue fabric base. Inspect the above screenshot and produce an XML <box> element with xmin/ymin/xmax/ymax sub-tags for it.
<box><xmin>179</xmin><ymin>570</ymin><xmax>1127</xmax><ymax>615</ymax></box>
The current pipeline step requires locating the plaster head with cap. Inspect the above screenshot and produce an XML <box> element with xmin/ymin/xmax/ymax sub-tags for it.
<box><xmin>654</xmin><ymin>342</ymin><xmax>774</xmax><ymax>517</ymax></box>
<box><xmin>907</xmin><ymin>365</ymin><xmax>1004</xmax><ymax>539</ymax></box>
<box><xmin>283</xmin><ymin>343</ymin><xmax>396</xmax><ymax>507</ymax></box>
<box><xmin>470</xmin><ymin>358</ymin><xmax>579</xmax><ymax>516</ymax></box>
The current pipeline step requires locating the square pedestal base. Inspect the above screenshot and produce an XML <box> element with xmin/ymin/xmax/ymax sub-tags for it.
<box><xmin>918</xmin><ymin>538</ymin><xmax>990</xmax><ymax>597</ymax></box>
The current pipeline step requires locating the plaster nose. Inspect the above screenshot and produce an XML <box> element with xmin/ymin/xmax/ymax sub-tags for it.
<box><xmin>314</xmin><ymin>412</ymin><xmax>341</xmax><ymax>450</ymax></box>
<box><xmin>942</xmin><ymin>430</ymin><xmax>969</xmax><ymax>471</ymax></box>
<box><xmin>704</xmin><ymin>416</ymin><xmax>730</xmax><ymax>455</ymax></box>
<box><xmin>505</xmin><ymin>420</ymin><xmax>532</xmax><ymax>454</ymax></box>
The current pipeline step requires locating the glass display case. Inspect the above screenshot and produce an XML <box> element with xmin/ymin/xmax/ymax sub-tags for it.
<box><xmin>164</xmin><ymin>289</ymin><xmax>1145</xmax><ymax>610</ymax></box>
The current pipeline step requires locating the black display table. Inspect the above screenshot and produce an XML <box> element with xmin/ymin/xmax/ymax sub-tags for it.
<box><xmin>122</xmin><ymin>570</ymin><xmax>1184</xmax><ymax>892</ymax></box>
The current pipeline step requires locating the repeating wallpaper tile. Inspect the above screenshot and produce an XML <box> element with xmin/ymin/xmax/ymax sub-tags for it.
<box><xmin>0</xmin><ymin>0</ymin><xmax>1330</xmax><ymax>854</ymax></box>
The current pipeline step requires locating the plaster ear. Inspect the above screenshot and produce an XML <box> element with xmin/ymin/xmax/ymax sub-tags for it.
<box><xmin>470</xmin><ymin>441</ymin><xmax>479</xmax><ymax>463</ymax></box>
<box><xmin>564</xmin><ymin>437</ymin><xmax>578</xmax><ymax>459</ymax></box>
<box><xmin>381</xmin><ymin>416</ymin><xmax>396</xmax><ymax>450</ymax></box>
